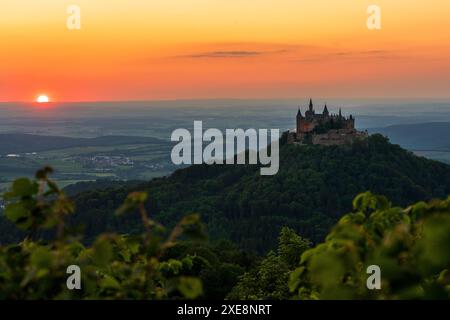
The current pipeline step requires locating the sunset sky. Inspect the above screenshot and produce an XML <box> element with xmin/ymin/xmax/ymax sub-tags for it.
<box><xmin>1</xmin><ymin>0</ymin><xmax>450</xmax><ymax>102</ymax></box>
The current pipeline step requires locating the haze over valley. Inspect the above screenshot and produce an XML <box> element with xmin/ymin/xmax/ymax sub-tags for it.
<box><xmin>1</xmin><ymin>99</ymin><xmax>449</xmax><ymax>191</ymax></box>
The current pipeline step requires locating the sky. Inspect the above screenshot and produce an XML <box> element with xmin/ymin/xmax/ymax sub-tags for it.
<box><xmin>1</xmin><ymin>0</ymin><xmax>450</xmax><ymax>102</ymax></box>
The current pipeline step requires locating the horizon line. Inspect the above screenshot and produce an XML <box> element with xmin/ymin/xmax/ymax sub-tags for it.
<box><xmin>2</xmin><ymin>96</ymin><xmax>450</xmax><ymax>104</ymax></box>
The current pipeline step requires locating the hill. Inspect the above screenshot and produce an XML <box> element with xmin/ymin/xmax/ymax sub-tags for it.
<box><xmin>65</xmin><ymin>134</ymin><xmax>450</xmax><ymax>253</ymax></box>
<box><xmin>0</xmin><ymin>133</ymin><xmax>166</xmax><ymax>154</ymax></box>
<box><xmin>368</xmin><ymin>122</ymin><xmax>450</xmax><ymax>151</ymax></box>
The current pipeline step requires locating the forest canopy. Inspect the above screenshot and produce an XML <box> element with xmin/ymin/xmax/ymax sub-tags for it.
<box><xmin>0</xmin><ymin>167</ymin><xmax>449</xmax><ymax>299</ymax></box>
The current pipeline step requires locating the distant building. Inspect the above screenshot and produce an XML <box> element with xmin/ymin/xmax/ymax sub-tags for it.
<box><xmin>288</xmin><ymin>99</ymin><xmax>368</xmax><ymax>146</ymax></box>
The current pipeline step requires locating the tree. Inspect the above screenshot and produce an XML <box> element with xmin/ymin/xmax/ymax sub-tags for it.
<box><xmin>289</xmin><ymin>192</ymin><xmax>450</xmax><ymax>299</ymax></box>
<box><xmin>0</xmin><ymin>168</ymin><xmax>205</xmax><ymax>299</ymax></box>
<box><xmin>278</xmin><ymin>227</ymin><xmax>311</xmax><ymax>268</ymax></box>
<box><xmin>228</xmin><ymin>228</ymin><xmax>311</xmax><ymax>299</ymax></box>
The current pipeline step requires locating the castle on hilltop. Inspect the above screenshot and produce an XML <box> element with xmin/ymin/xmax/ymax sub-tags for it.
<box><xmin>287</xmin><ymin>99</ymin><xmax>368</xmax><ymax>146</ymax></box>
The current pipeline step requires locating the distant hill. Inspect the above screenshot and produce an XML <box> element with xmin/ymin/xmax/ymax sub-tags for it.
<box><xmin>368</xmin><ymin>122</ymin><xmax>450</xmax><ymax>151</ymax></box>
<box><xmin>62</xmin><ymin>179</ymin><xmax>143</xmax><ymax>196</ymax></box>
<box><xmin>0</xmin><ymin>133</ymin><xmax>167</xmax><ymax>154</ymax></box>
<box><xmin>63</xmin><ymin>134</ymin><xmax>450</xmax><ymax>253</ymax></box>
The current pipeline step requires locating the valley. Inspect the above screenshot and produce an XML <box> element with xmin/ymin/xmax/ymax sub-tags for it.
<box><xmin>1</xmin><ymin>100</ymin><xmax>450</xmax><ymax>192</ymax></box>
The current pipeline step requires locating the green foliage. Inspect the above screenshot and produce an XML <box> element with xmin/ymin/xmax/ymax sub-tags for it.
<box><xmin>0</xmin><ymin>168</ymin><xmax>206</xmax><ymax>299</ymax></box>
<box><xmin>228</xmin><ymin>228</ymin><xmax>311</xmax><ymax>299</ymax></box>
<box><xmin>1</xmin><ymin>164</ymin><xmax>449</xmax><ymax>300</ymax></box>
<box><xmin>227</xmin><ymin>251</ymin><xmax>290</xmax><ymax>300</ymax></box>
<box><xmin>278</xmin><ymin>227</ymin><xmax>312</xmax><ymax>268</ymax></box>
<box><xmin>3</xmin><ymin>167</ymin><xmax>73</xmax><ymax>235</ymax></box>
<box><xmin>289</xmin><ymin>192</ymin><xmax>450</xmax><ymax>299</ymax></box>
<box><xmin>160</xmin><ymin>239</ymin><xmax>256</xmax><ymax>299</ymax></box>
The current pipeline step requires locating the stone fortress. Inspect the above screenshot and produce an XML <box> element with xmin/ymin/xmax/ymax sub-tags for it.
<box><xmin>287</xmin><ymin>99</ymin><xmax>368</xmax><ymax>146</ymax></box>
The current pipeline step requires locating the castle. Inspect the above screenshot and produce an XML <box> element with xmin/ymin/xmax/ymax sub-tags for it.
<box><xmin>287</xmin><ymin>99</ymin><xmax>368</xmax><ymax>146</ymax></box>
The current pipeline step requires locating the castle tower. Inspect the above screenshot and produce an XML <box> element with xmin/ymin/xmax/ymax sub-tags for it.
<box><xmin>348</xmin><ymin>114</ymin><xmax>355</xmax><ymax>129</ymax></box>
<box><xmin>296</xmin><ymin>108</ymin><xmax>303</xmax><ymax>135</ymax></box>
<box><xmin>297</xmin><ymin>99</ymin><xmax>317</xmax><ymax>134</ymax></box>
<box><xmin>322</xmin><ymin>104</ymin><xmax>329</xmax><ymax>117</ymax></box>
<box><xmin>305</xmin><ymin>98</ymin><xmax>315</xmax><ymax>119</ymax></box>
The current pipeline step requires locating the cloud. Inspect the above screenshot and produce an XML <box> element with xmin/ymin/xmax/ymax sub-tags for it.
<box><xmin>171</xmin><ymin>45</ymin><xmax>400</xmax><ymax>63</ymax></box>
<box><xmin>178</xmin><ymin>50</ymin><xmax>264</xmax><ymax>59</ymax></box>
<box><xmin>293</xmin><ymin>50</ymin><xmax>399</xmax><ymax>62</ymax></box>
<box><xmin>174</xmin><ymin>45</ymin><xmax>295</xmax><ymax>59</ymax></box>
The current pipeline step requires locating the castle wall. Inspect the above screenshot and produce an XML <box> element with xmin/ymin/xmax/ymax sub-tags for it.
<box><xmin>297</xmin><ymin>119</ymin><xmax>315</xmax><ymax>133</ymax></box>
<box><xmin>311</xmin><ymin>129</ymin><xmax>367</xmax><ymax>146</ymax></box>
<box><xmin>344</xmin><ymin>119</ymin><xmax>355</xmax><ymax>130</ymax></box>
<box><xmin>312</xmin><ymin>129</ymin><xmax>353</xmax><ymax>145</ymax></box>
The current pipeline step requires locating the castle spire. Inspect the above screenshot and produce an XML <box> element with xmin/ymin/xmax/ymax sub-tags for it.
<box><xmin>309</xmin><ymin>98</ymin><xmax>313</xmax><ymax>111</ymax></box>
<box><xmin>323</xmin><ymin>104</ymin><xmax>329</xmax><ymax>116</ymax></box>
<box><xmin>339</xmin><ymin>108</ymin><xmax>342</xmax><ymax>118</ymax></box>
<box><xmin>297</xmin><ymin>107</ymin><xmax>303</xmax><ymax>118</ymax></box>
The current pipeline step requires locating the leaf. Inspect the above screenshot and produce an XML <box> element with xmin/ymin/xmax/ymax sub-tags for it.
<box><xmin>46</xmin><ymin>180</ymin><xmax>60</xmax><ymax>194</ymax></box>
<box><xmin>100</xmin><ymin>275</ymin><xmax>121</xmax><ymax>289</ymax></box>
<box><xmin>300</xmin><ymin>248</ymin><xmax>316</xmax><ymax>264</ymax></box>
<box><xmin>4</xmin><ymin>202</ymin><xmax>29</xmax><ymax>223</ymax></box>
<box><xmin>92</xmin><ymin>240</ymin><xmax>113</xmax><ymax>268</ymax></box>
<box><xmin>177</xmin><ymin>277</ymin><xmax>203</xmax><ymax>299</ymax></box>
<box><xmin>416</xmin><ymin>215</ymin><xmax>450</xmax><ymax>272</ymax></box>
<box><xmin>437</xmin><ymin>269</ymin><xmax>450</xmax><ymax>285</ymax></box>
<box><xmin>115</xmin><ymin>192</ymin><xmax>148</xmax><ymax>215</ymax></box>
<box><xmin>30</xmin><ymin>247</ymin><xmax>53</xmax><ymax>269</ymax></box>
<box><xmin>126</xmin><ymin>238</ymin><xmax>141</xmax><ymax>255</ymax></box>
<box><xmin>11</xmin><ymin>178</ymin><xmax>37</xmax><ymax>197</ymax></box>
<box><xmin>352</xmin><ymin>191</ymin><xmax>390</xmax><ymax>213</ymax></box>
<box><xmin>288</xmin><ymin>267</ymin><xmax>305</xmax><ymax>292</ymax></box>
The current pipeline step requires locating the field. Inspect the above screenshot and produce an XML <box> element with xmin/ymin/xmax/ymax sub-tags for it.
<box><xmin>0</xmin><ymin>141</ymin><xmax>175</xmax><ymax>192</ymax></box>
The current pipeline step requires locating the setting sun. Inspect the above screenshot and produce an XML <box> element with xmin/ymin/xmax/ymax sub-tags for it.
<box><xmin>36</xmin><ymin>95</ymin><xmax>50</xmax><ymax>103</ymax></box>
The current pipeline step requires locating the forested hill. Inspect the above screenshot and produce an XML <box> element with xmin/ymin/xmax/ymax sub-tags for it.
<box><xmin>1</xmin><ymin>134</ymin><xmax>449</xmax><ymax>251</ymax></box>
<box><xmin>64</xmin><ymin>134</ymin><xmax>450</xmax><ymax>253</ymax></box>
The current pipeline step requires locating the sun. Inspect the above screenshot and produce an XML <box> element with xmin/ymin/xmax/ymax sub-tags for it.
<box><xmin>36</xmin><ymin>95</ymin><xmax>50</xmax><ymax>103</ymax></box>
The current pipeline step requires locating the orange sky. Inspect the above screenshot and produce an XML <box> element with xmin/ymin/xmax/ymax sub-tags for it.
<box><xmin>1</xmin><ymin>0</ymin><xmax>450</xmax><ymax>102</ymax></box>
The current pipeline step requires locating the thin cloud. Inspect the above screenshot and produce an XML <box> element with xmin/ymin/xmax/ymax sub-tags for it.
<box><xmin>293</xmin><ymin>50</ymin><xmax>400</xmax><ymax>62</ymax></box>
<box><xmin>176</xmin><ymin>47</ymin><xmax>293</xmax><ymax>59</ymax></box>
<box><xmin>178</xmin><ymin>50</ymin><xmax>264</xmax><ymax>59</ymax></box>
